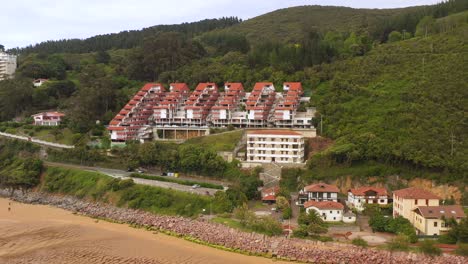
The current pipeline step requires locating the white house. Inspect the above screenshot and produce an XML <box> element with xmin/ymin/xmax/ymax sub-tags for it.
<box><xmin>33</xmin><ymin>78</ymin><xmax>49</xmax><ymax>87</ymax></box>
<box><xmin>343</xmin><ymin>211</ymin><xmax>357</xmax><ymax>223</ymax></box>
<box><xmin>32</xmin><ymin>112</ymin><xmax>65</xmax><ymax>126</ymax></box>
<box><xmin>298</xmin><ymin>183</ymin><xmax>339</xmax><ymax>205</ymax></box>
<box><xmin>304</xmin><ymin>200</ymin><xmax>344</xmax><ymax>222</ymax></box>
<box><xmin>347</xmin><ymin>187</ymin><xmax>389</xmax><ymax>211</ymax></box>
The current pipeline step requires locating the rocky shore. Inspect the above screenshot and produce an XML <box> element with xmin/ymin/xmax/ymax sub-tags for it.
<box><xmin>2</xmin><ymin>190</ymin><xmax>465</xmax><ymax>264</ymax></box>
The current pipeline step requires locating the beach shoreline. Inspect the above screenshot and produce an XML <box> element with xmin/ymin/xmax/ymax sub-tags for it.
<box><xmin>1</xmin><ymin>190</ymin><xmax>466</xmax><ymax>264</ymax></box>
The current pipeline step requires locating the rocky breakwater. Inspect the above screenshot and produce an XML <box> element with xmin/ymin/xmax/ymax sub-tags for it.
<box><xmin>2</xmin><ymin>190</ymin><xmax>466</xmax><ymax>264</ymax></box>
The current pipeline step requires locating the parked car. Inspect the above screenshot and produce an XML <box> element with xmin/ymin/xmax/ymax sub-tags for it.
<box><xmin>136</xmin><ymin>168</ymin><xmax>145</xmax><ymax>173</ymax></box>
<box><xmin>191</xmin><ymin>184</ymin><xmax>201</xmax><ymax>189</ymax></box>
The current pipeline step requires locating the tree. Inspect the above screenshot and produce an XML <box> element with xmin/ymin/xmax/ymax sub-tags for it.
<box><xmin>0</xmin><ymin>78</ymin><xmax>33</xmax><ymax>122</ymax></box>
<box><xmin>415</xmin><ymin>16</ymin><xmax>436</xmax><ymax>37</ymax></box>
<box><xmin>95</xmin><ymin>50</ymin><xmax>111</xmax><ymax>64</ymax></box>
<box><xmin>298</xmin><ymin>210</ymin><xmax>328</xmax><ymax>236</ymax></box>
<box><xmin>233</xmin><ymin>203</ymin><xmax>255</xmax><ymax>226</ymax></box>
<box><xmin>276</xmin><ymin>196</ymin><xmax>290</xmax><ymax>210</ymax></box>
<box><xmin>388</xmin><ymin>31</ymin><xmax>402</xmax><ymax>42</ymax></box>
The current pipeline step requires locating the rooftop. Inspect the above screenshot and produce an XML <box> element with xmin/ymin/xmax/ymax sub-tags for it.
<box><xmin>349</xmin><ymin>187</ymin><xmax>388</xmax><ymax>196</ymax></box>
<box><xmin>414</xmin><ymin>205</ymin><xmax>465</xmax><ymax>219</ymax></box>
<box><xmin>304</xmin><ymin>183</ymin><xmax>340</xmax><ymax>193</ymax></box>
<box><xmin>393</xmin><ymin>187</ymin><xmax>440</xmax><ymax>200</ymax></box>
<box><xmin>304</xmin><ymin>200</ymin><xmax>344</xmax><ymax>210</ymax></box>
<box><xmin>248</xmin><ymin>130</ymin><xmax>302</xmax><ymax>136</ymax></box>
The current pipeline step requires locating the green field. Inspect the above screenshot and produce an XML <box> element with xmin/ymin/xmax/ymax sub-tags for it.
<box><xmin>183</xmin><ymin>130</ymin><xmax>243</xmax><ymax>152</ymax></box>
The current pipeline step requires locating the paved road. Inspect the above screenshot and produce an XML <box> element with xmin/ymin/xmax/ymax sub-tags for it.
<box><xmin>0</xmin><ymin>131</ymin><xmax>74</xmax><ymax>149</ymax></box>
<box><xmin>44</xmin><ymin>162</ymin><xmax>224</xmax><ymax>196</ymax></box>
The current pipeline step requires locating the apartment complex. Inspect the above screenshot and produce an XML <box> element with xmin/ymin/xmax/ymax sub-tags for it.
<box><xmin>0</xmin><ymin>51</ymin><xmax>17</xmax><ymax>80</ymax></box>
<box><xmin>109</xmin><ymin>82</ymin><xmax>314</xmax><ymax>142</ymax></box>
<box><xmin>246</xmin><ymin>130</ymin><xmax>304</xmax><ymax>163</ymax></box>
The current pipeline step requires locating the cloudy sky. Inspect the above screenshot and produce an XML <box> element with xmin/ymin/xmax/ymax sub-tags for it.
<box><xmin>2</xmin><ymin>0</ymin><xmax>439</xmax><ymax>49</ymax></box>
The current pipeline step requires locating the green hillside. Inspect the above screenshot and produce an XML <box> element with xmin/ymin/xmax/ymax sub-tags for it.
<box><xmin>311</xmin><ymin>18</ymin><xmax>467</xmax><ymax>175</ymax></box>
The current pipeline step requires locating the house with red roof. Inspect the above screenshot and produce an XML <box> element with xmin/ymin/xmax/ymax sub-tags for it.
<box><xmin>246</xmin><ymin>130</ymin><xmax>304</xmax><ymax>163</ymax></box>
<box><xmin>32</xmin><ymin>111</ymin><xmax>65</xmax><ymax>126</ymax></box>
<box><xmin>298</xmin><ymin>183</ymin><xmax>340</xmax><ymax>205</ymax></box>
<box><xmin>184</xmin><ymin>83</ymin><xmax>219</xmax><ymax>126</ymax></box>
<box><xmin>211</xmin><ymin>83</ymin><xmax>245</xmax><ymax>127</ymax></box>
<box><xmin>304</xmin><ymin>200</ymin><xmax>345</xmax><ymax>222</ymax></box>
<box><xmin>153</xmin><ymin>83</ymin><xmax>190</xmax><ymax>126</ymax></box>
<box><xmin>33</xmin><ymin>78</ymin><xmax>48</xmax><ymax>87</ymax></box>
<box><xmin>347</xmin><ymin>186</ymin><xmax>389</xmax><ymax>211</ymax></box>
<box><xmin>261</xmin><ymin>186</ymin><xmax>280</xmax><ymax>204</ymax></box>
<box><xmin>246</xmin><ymin>82</ymin><xmax>276</xmax><ymax>127</ymax></box>
<box><xmin>393</xmin><ymin>187</ymin><xmax>441</xmax><ymax>224</ymax></box>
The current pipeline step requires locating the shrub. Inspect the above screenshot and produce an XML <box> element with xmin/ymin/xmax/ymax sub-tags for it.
<box><xmin>387</xmin><ymin>235</ymin><xmax>410</xmax><ymax>251</ymax></box>
<box><xmin>455</xmin><ymin>243</ymin><xmax>468</xmax><ymax>256</ymax></box>
<box><xmin>118</xmin><ymin>179</ymin><xmax>135</xmax><ymax>189</ymax></box>
<box><xmin>282</xmin><ymin>207</ymin><xmax>292</xmax><ymax>219</ymax></box>
<box><xmin>418</xmin><ymin>240</ymin><xmax>442</xmax><ymax>256</ymax></box>
<box><xmin>352</xmin><ymin>237</ymin><xmax>368</xmax><ymax>247</ymax></box>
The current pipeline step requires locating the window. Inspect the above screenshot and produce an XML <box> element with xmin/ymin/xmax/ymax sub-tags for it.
<box><xmin>329</xmin><ymin>211</ymin><xmax>332</xmax><ymax>214</ymax></box>
<box><xmin>434</xmin><ymin>222</ymin><xmax>438</xmax><ymax>227</ymax></box>
<box><xmin>380</xmin><ymin>199</ymin><xmax>385</xmax><ymax>203</ymax></box>
<box><xmin>415</xmin><ymin>199</ymin><xmax>418</xmax><ymax>205</ymax></box>
<box><xmin>333</xmin><ymin>217</ymin><xmax>336</xmax><ymax>220</ymax></box>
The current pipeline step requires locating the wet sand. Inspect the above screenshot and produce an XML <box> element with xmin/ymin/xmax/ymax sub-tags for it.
<box><xmin>0</xmin><ymin>198</ymin><xmax>287</xmax><ymax>264</ymax></box>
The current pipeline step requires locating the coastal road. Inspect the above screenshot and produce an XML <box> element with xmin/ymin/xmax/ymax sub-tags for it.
<box><xmin>44</xmin><ymin>161</ymin><xmax>224</xmax><ymax>196</ymax></box>
<box><xmin>0</xmin><ymin>131</ymin><xmax>74</xmax><ymax>149</ymax></box>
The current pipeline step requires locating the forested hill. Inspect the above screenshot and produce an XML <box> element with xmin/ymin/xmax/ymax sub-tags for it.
<box><xmin>8</xmin><ymin>17</ymin><xmax>241</xmax><ymax>55</ymax></box>
<box><xmin>0</xmin><ymin>1</ymin><xmax>467</xmax><ymax>177</ymax></box>
<box><xmin>311</xmin><ymin>16</ymin><xmax>468</xmax><ymax>175</ymax></box>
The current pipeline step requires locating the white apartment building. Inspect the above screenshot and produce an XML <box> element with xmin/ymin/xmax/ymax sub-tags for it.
<box><xmin>246</xmin><ymin>130</ymin><xmax>304</xmax><ymax>163</ymax></box>
<box><xmin>0</xmin><ymin>52</ymin><xmax>17</xmax><ymax>80</ymax></box>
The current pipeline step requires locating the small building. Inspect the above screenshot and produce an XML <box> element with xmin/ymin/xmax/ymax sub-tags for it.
<box><xmin>347</xmin><ymin>187</ymin><xmax>389</xmax><ymax>211</ymax></box>
<box><xmin>261</xmin><ymin>186</ymin><xmax>280</xmax><ymax>204</ymax></box>
<box><xmin>304</xmin><ymin>200</ymin><xmax>344</xmax><ymax>222</ymax></box>
<box><xmin>0</xmin><ymin>51</ymin><xmax>17</xmax><ymax>81</ymax></box>
<box><xmin>298</xmin><ymin>183</ymin><xmax>339</xmax><ymax>205</ymax></box>
<box><xmin>343</xmin><ymin>211</ymin><xmax>357</xmax><ymax>223</ymax></box>
<box><xmin>393</xmin><ymin>187</ymin><xmax>440</xmax><ymax>225</ymax></box>
<box><xmin>32</xmin><ymin>112</ymin><xmax>65</xmax><ymax>126</ymax></box>
<box><xmin>246</xmin><ymin>130</ymin><xmax>304</xmax><ymax>163</ymax></box>
<box><xmin>33</xmin><ymin>78</ymin><xmax>48</xmax><ymax>87</ymax></box>
<box><xmin>413</xmin><ymin>205</ymin><xmax>465</xmax><ymax>236</ymax></box>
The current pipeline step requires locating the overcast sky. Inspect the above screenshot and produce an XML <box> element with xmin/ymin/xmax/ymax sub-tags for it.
<box><xmin>2</xmin><ymin>0</ymin><xmax>439</xmax><ymax>49</ymax></box>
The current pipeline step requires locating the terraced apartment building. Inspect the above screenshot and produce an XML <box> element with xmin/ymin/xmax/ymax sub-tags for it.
<box><xmin>108</xmin><ymin>82</ymin><xmax>314</xmax><ymax>142</ymax></box>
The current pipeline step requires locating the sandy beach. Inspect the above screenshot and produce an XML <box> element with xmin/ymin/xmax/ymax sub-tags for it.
<box><xmin>0</xmin><ymin>198</ymin><xmax>286</xmax><ymax>264</ymax></box>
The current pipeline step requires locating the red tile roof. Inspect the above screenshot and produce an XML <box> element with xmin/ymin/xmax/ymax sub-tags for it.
<box><xmin>393</xmin><ymin>187</ymin><xmax>440</xmax><ymax>200</ymax></box>
<box><xmin>304</xmin><ymin>183</ymin><xmax>339</xmax><ymax>193</ymax></box>
<box><xmin>349</xmin><ymin>187</ymin><xmax>388</xmax><ymax>196</ymax></box>
<box><xmin>32</xmin><ymin>111</ymin><xmax>65</xmax><ymax>117</ymax></box>
<box><xmin>248</xmin><ymin>130</ymin><xmax>302</xmax><ymax>136</ymax></box>
<box><xmin>304</xmin><ymin>200</ymin><xmax>344</xmax><ymax>210</ymax></box>
<box><xmin>414</xmin><ymin>205</ymin><xmax>465</xmax><ymax>219</ymax></box>
<box><xmin>262</xmin><ymin>195</ymin><xmax>277</xmax><ymax>201</ymax></box>
<box><xmin>262</xmin><ymin>186</ymin><xmax>280</xmax><ymax>195</ymax></box>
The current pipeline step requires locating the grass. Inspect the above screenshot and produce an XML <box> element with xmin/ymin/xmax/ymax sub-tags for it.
<box><xmin>211</xmin><ymin>217</ymin><xmax>254</xmax><ymax>233</ymax></box>
<box><xmin>129</xmin><ymin>173</ymin><xmax>224</xmax><ymax>190</ymax></box>
<box><xmin>42</xmin><ymin>166</ymin><xmax>215</xmax><ymax>216</ymax></box>
<box><xmin>183</xmin><ymin>130</ymin><xmax>243</xmax><ymax>152</ymax></box>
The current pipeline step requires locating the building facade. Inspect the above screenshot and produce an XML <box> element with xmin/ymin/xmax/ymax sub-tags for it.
<box><xmin>304</xmin><ymin>200</ymin><xmax>344</xmax><ymax>222</ymax></box>
<box><xmin>0</xmin><ymin>52</ymin><xmax>17</xmax><ymax>80</ymax></box>
<box><xmin>347</xmin><ymin>187</ymin><xmax>389</xmax><ymax>211</ymax></box>
<box><xmin>393</xmin><ymin>187</ymin><xmax>440</xmax><ymax>224</ymax></box>
<box><xmin>108</xmin><ymin>82</ymin><xmax>315</xmax><ymax>143</ymax></box>
<box><xmin>246</xmin><ymin>130</ymin><xmax>304</xmax><ymax>164</ymax></box>
<box><xmin>32</xmin><ymin>112</ymin><xmax>65</xmax><ymax>126</ymax></box>
<box><xmin>413</xmin><ymin>205</ymin><xmax>465</xmax><ymax>236</ymax></box>
<box><xmin>298</xmin><ymin>183</ymin><xmax>339</xmax><ymax>205</ymax></box>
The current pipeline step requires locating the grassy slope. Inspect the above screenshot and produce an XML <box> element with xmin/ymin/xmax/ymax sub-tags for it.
<box><xmin>41</xmin><ymin>166</ymin><xmax>213</xmax><ymax>216</ymax></box>
<box><xmin>218</xmin><ymin>5</ymin><xmax>416</xmax><ymax>44</ymax></box>
<box><xmin>183</xmin><ymin>130</ymin><xmax>243</xmax><ymax>152</ymax></box>
<box><xmin>311</xmin><ymin>20</ymin><xmax>467</xmax><ymax>176</ymax></box>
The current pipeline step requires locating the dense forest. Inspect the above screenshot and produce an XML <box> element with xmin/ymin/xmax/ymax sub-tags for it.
<box><xmin>0</xmin><ymin>0</ymin><xmax>467</xmax><ymax>179</ymax></box>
